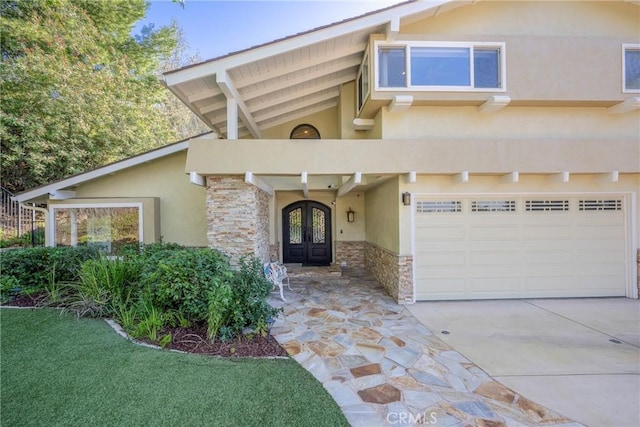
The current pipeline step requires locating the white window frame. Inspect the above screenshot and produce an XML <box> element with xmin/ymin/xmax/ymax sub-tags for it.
<box><xmin>622</xmin><ymin>43</ymin><xmax>640</xmax><ymax>94</ymax></box>
<box><xmin>374</xmin><ymin>40</ymin><xmax>507</xmax><ymax>92</ymax></box>
<box><xmin>48</xmin><ymin>202</ymin><xmax>144</xmax><ymax>249</ymax></box>
<box><xmin>356</xmin><ymin>47</ymin><xmax>371</xmax><ymax>114</ymax></box>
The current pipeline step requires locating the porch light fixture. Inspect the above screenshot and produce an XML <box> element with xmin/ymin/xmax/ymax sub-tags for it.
<box><xmin>347</xmin><ymin>207</ymin><xmax>355</xmax><ymax>222</ymax></box>
<box><xmin>402</xmin><ymin>192</ymin><xmax>411</xmax><ymax>206</ymax></box>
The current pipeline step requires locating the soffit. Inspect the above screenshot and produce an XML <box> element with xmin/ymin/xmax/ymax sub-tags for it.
<box><xmin>163</xmin><ymin>0</ymin><xmax>470</xmax><ymax>138</ymax></box>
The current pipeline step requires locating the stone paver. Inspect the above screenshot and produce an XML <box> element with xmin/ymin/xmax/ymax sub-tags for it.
<box><xmin>269</xmin><ymin>268</ymin><xmax>583</xmax><ymax>427</ymax></box>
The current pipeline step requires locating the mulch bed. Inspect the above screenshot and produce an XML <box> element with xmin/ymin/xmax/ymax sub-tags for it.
<box><xmin>4</xmin><ymin>296</ymin><xmax>289</xmax><ymax>358</ymax></box>
<box><xmin>161</xmin><ymin>324</ymin><xmax>288</xmax><ymax>358</ymax></box>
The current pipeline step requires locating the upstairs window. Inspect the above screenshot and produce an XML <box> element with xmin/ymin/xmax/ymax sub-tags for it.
<box><xmin>290</xmin><ymin>124</ymin><xmax>320</xmax><ymax>139</ymax></box>
<box><xmin>376</xmin><ymin>41</ymin><xmax>505</xmax><ymax>91</ymax></box>
<box><xmin>623</xmin><ymin>44</ymin><xmax>640</xmax><ymax>92</ymax></box>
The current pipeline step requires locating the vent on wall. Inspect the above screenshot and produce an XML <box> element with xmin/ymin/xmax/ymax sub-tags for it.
<box><xmin>471</xmin><ymin>200</ymin><xmax>516</xmax><ymax>212</ymax></box>
<box><xmin>525</xmin><ymin>200</ymin><xmax>569</xmax><ymax>212</ymax></box>
<box><xmin>417</xmin><ymin>201</ymin><xmax>462</xmax><ymax>213</ymax></box>
<box><xmin>579</xmin><ymin>199</ymin><xmax>623</xmax><ymax>211</ymax></box>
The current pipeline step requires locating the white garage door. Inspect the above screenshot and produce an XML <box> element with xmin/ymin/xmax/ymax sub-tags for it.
<box><xmin>415</xmin><ymin>195</ymin><xmax>629</xmax><ymax>300</ymax></box>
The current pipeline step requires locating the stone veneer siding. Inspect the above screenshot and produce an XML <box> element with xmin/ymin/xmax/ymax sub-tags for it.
<box><xmin>335</xmin><ymin>241</ymin><xmax>366</xmax><ymax>269</ymax></box>
<box><xmin>206</xmin><ymin>176</ymin><xmax>270</xmax><ymax>265</ymax></box>
<box><xmin>364</xmin><ymin>242</ymin><xmax>413</xmax><ymax>304</ymax></box>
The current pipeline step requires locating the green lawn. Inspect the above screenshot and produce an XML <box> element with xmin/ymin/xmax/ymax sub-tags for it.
<box><xmin>1</xmin><ymin>308</ymin><xmax>348</xmax><ymax>427</ymax></box>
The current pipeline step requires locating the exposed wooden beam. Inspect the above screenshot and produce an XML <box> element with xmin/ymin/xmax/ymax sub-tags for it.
<box><xmin>188</xmin><ymin>87</ymin><xmax>220</xmax><ymax>103</ymax></box>
<box><xmin>189</xmin><ymin>172</ymin><xmax>206</xmax><ymax>187</ymax></box>
<box><xmin>353</xmin><ymin>118</ymin><xmax>375</xmax><ymax>131</ymax></box>
<box><xmin>234</xmin><ymin>44</ymin><xmax>366</xmax><ymax>88</ymax></box>
<box><xmin>500</xmin><ymin>171</ymin><xmax>519</xmax><ymax>184</ymax></box>
<box><xmin>199</xmin><ymin>99</ymin><xmax>227</xmax><ymax>115</ymax></box>
<box><xmin>244</xmin><ymin>172</ymin><xmax>273</xmax><ymax>196</ymax></box>
<box><xmin>405</xmin><ymin>171</ymin><xmax>417</xmax><ymax>184</ymax></box>
<box><xmin>242</xmin><ymin>58</ymin><xmax>360</xmax><ymax>102</ymax></box>
<box><xmin>478</xmin><ymin>95</ymin><xmax>511</xmax><ymax>113</ymax></box>
<box><xmin>548</xmin><ymin>171</ymin><xmax>570</xmax><ymax>183</ymax></box>
<box><xmin>253</xmin><ymin>90</ymin><xmax>339</xmax><ymax>122</ymax></box>
<box><xmin>452</xmin><ymin>171</ymin><xmax>469</xmax><ymax>184</ymax></box>
<box><xmin>608</xmin><ymin>97</ymin><xmax>640</xmax><ymax>114</ymax></box>
<box><xmin>49</xmin><ymin>190</ymin><xmax>76</xmax><ymax>200</ymax></box>
<box><xmin>258</xmin><ymin>100</ymin><xmax>338</xmax><ymax>129</ymax></box>
<box><xmin>217</xmin><ymin>71</ymin><xmax>261</xmax><ymax>139</ymax></box>
<box><xmin>248</xmin><ymin>73</ymin><xmax>353</xmax><ymax>110</ymax></box>
<box><xmin>389</xmin><ymin>95</ymin><xmax>413</xmax><ymax>112</ymax></box>
<box><xmin>598</xmin><ymin>171</ymin><xmax>619</xmax><ymax>183</ymax></box>
<box><xmin>247</xmin><ymin>89</ymin><xmax>340</xmax><ymax>114</ymax></box>
<box><xmin>301</xmin><ymin>171</ymin><xmax>309</xmax><ymax>199</ymax></box>
<box><xmin>226</xmin><ymin>97</ymin><xmax>238</xmax><ymax>140</ymax></box>
<box><xmin>337</xmin><ymin>172</ymin><xmax>362</xmax><ymax>197</ymax></box>
<box><xmin>386</xmin><ymin>17</ymin><xmax>400</xmax><ymax>40</ymax></box>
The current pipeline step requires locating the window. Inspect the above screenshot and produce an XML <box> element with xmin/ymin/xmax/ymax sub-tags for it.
<box><xmin>378</xmin><ymin>46</ymin><xmax>406</xmax><ymax>88</ymax></box>
<box><xmin>471</xmin><ymin>200</ymin><xmax>516</xmax><ymax>212</ymax></box>
<box><xmin>290</xmin><ymin>124</ymin><xmax>320</xmax><ymax>139</ymax></box>
<box><xmin>356</xmin><ymin>49</ymin><xmax>370</xmax><ymax>113</ymax></box>
<box><xmin>51</xmin><ymin>204</ymin><xmax>143</xmax><ymax>254</ymax></box>
<box><xmin>376</xmin><ymin>41</ymin><xmax>505</xmax><ymax>91</ymax></box>
<box><xmin>623</xmin><ymin>44</ymin><xmax>640</xmax><ymax>92</ymax></box>
<box><xmin>416</xmin><ymin>200</ymin><xmax>462</xmax><ymax>213</ymax></box>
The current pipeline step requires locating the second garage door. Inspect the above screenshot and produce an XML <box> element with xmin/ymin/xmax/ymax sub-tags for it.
<box><xmin>414</xmin><ymin>194</ymin><xmax>628</xmax><ymax>300</ymax></box>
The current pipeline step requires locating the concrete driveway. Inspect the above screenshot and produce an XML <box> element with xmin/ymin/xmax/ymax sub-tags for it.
<box><xmin>407</xmin><ymin>298</ymin><xmax>640</xmax><ymax>427</ymax></box>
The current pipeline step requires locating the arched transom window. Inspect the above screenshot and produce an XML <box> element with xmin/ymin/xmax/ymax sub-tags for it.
<box><xmin>290</xmin><ymin>124</ymin><xmax>320</xmax><ymax>139</ymax></box>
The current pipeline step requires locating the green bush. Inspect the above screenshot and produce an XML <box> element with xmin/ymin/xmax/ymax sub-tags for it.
<box><xmin>140</xmin><ymin>248</ymin><xmax>233</xmax><ymax>321</ymax></box>
<box><xmin>4</xmin><ymin>243</ymin><xmax>281</xmax><ymax>344</ymax></box>
<box><xmin>0</xmin><ymin>246</ymin><xmax>101</xmax><ymax>291</ymax></box>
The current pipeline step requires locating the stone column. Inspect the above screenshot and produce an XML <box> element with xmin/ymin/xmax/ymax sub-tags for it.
<box><xmin>206</xmin><ymin>176</ymin><xmax>270</xmax><ymax>266</ymax></box>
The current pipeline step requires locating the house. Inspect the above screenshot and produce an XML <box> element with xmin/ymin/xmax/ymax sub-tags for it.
<box><xmin>13</xmin><ymin>0</ymin><xmax>640</xmax><ymax>303</ymax></box>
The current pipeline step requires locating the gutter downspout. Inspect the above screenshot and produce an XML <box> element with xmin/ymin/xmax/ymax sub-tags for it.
<box><xmin>19</xmin><ymin>203</ymin><xmax>51</xmax><ymax>247</ymax></box>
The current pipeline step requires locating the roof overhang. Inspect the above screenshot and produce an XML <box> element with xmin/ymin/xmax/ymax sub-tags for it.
<box><xmin>162</xmin><ymin>0</ymin><xmax>472</xmax><ymax>138</ymax></box>
<box><xmin>12</xmin><ymin>134</ymin><xmax>214</xmax><ymax>203</ymax></box>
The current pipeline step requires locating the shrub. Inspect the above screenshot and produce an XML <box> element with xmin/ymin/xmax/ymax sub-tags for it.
<box><xmin>140</xmin><ymin>248</ymin><xmax>233</xmax><ymax>321</ymax></box>
<box><xmin>0</xmin><ymin>246</ymin><xmax>101</xmax><ymax>291</ymax></box>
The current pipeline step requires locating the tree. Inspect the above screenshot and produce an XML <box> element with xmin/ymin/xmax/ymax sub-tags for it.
<box><xmin>0</xmin><ymin>0</ymin><xmax>185</xmax><ymax>192</ymax></box>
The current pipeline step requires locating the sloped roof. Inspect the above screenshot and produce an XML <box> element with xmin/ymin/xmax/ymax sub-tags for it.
<box><xmin>162</xmin><ymin>0</ymin><xmax>471</xmax><ymax>138</ymax></box>
<box><xmin>13</xmin><ymin>133</ymin><xmax>215</xmax><ymax>203</ymax></box>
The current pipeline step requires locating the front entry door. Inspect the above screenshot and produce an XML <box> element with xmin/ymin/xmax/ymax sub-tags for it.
<box><xmin>282</xmin><ymin>201</ymin><xmax>332</xmax><ymax>265</ymax></box>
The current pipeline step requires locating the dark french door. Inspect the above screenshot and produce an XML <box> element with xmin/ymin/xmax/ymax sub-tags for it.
<box><xmin>282</xmin><ymin>201</ymin><xmax>332</xmax><ymax>266</ymax></box>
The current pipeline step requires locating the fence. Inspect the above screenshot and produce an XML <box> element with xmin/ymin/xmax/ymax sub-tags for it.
<box><xmin>1</xmin><ymin>186</ymin><xmax>46</xmax><ymax>247</ymax></box>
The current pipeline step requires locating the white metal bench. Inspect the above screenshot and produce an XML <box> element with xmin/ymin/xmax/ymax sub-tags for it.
<box><xmin>263</xmin><ymin>262</ymin><xmax>291</xmax><ymax>301</ymax></box>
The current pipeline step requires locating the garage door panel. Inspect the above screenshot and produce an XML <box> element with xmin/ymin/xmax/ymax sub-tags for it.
<box><xmin>415</xmin><ymin>194</ymin><xmax>628</xmax><ymax>300</ymax></box>
<box><xmin>469</xmin><ymin>226</ymin><xmax>520</xmax><ymax>240</ymax></box>
<box><xmin>416</xmin><ymin>251</ymin><xmax>466</xmax><ymax>266</ymax></box>
<box><xmin>521</xmin><ymin>226</ymin><xmax>574</xmax><ymax>240</ymax></box>
<box><xmin>470</xmin><ymin>277</ymin><xmax>521</xmax><ymax>292</ymax></box>
<box><xmin>525</xmin><ymin>251</ymin><xmax>573</xmax><ymax>264</ymax></box>
<box><xmin>470</xmin><ymin>250</ymin><xmax>522</xmax><ymax>265</ymax></box>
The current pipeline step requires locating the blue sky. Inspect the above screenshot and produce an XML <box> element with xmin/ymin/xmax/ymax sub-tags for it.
<box><xmin>134</xmin><ymin>0</ymin><xmax>402</xmax><ymax>60</ymax></box>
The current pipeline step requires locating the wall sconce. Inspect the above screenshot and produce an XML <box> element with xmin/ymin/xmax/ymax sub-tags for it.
<box><xmin>402</xmin><ymin>192</ymin><xmax>411</xmax><ymax>206</ymax></box>
<box><xmin>347</xmin><ymin>207</ymin><xmax>355</xmax><ymax>222</ymax></box>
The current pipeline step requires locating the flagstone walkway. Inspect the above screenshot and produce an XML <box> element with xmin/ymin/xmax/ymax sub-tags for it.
<box><xmin>269</xmin><ymin>268</ymin><xmax>582</xmax><ymax>427</ymax></box>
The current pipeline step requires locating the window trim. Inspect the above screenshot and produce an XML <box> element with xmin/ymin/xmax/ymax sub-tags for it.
<box><xmin>374</xmin><ymin>40</ymin><xmax>507</xmax><ymax>92</ymax></box>
<box><xmin>622</xmin><ymin>43</ymin><xmax>640</xmax><ymax>94</ymax></box>
<box><xmin>356</xmin><ymin>47</ymin><xmax>371</xmax><ymax>114</ymax></box>
<box><xmin>48</xmin><ymin>202</ymin><xmax>144</xmax><ymax>250</ymax></box>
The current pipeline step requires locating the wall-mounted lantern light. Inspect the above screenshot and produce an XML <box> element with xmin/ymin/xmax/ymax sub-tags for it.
<box><xmin>402</xmin><ymin>192</ymin><xmax>411</xmax><ymax>206</ymax></box>
<box><xmin>347</xmin><ymin>207</ymin><xmax>355</xmax><ymax>222</ymax></box>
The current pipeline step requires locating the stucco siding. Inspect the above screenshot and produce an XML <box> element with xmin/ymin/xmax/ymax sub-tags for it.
<box><xmin>73</xmin><ymin>152</ymin><xmax>208</xmax><ymax>247</ymax></box>
<box><xmin>366</xmin><ymin>1</ymin><xmax>639</xmax><ymax>104</ymax></box>
<box><xmin>365</xmin><ymin>176</ymin><xmax>400</xmax><ymax>253</ymax></box>
<box><xmin>380</xmin><ymin>106</ymin><xmax>640</xmax><ymax>140</ymax></box>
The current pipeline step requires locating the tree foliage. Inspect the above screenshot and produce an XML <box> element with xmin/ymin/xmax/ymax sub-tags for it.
<box><xmin>0</xmin><ymin>0</ymin><xmax>202</xmax><ymax>193</ymax></box>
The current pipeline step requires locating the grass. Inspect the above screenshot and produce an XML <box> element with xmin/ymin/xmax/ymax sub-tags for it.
<box><xmin>1</xmin><ymin>308</ymin><xmax>348</xmax><ymax>427</ymax></box>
